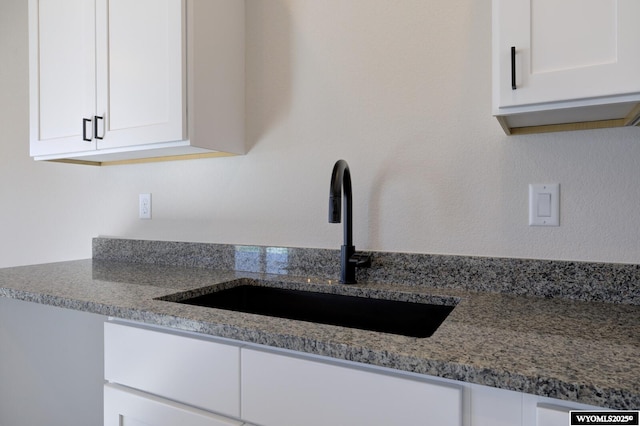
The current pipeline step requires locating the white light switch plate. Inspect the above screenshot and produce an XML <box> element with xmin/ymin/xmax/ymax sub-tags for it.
<box><xmin>529</xmin><ymin>184</ymin><xmax>559</xmax><ymax>226</ymax></box>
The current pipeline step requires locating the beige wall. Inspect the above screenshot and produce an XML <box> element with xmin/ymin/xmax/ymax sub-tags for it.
<box><xmin>1</xmin><ymin>0</ymin><xmax>639</xmax><ymax>268</ymax></box>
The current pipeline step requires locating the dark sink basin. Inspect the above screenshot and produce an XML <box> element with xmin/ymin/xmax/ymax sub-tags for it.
<box><xmin>168</xmin><ymin>281</ymin><xmax>455</xmax><ymax>338</ymax></box>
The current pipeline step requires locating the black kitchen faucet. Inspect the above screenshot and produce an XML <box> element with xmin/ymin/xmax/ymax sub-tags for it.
<box><xmin>328</xmin><ymin>159</ymin><xmax>372</xmax><ymax>284</ymax></box>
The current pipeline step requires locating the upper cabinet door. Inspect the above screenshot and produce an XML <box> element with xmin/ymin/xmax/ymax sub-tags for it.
<box><xmin>95</xmin><ymin>0</ymin><xmax>186</xmax><ymax>150</ymax></box>
<box><xmin>494</xmin><ymin>0</ymin><xmax>640</xmax><ymax>109</ymax></box>
<box><xmin>29</xmin><ymin>0</ymin><xmax>98</xmax><ymax>157</ymax></box>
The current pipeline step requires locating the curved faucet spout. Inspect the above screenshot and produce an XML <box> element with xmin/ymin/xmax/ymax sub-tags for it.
<box><xmin>329</xmin><ymin>159</ymin><xmax>353</xmax><ymax>247</ymax></box>
<box><xmin>328</xmin><ymin>159</ymin><xmax>370</xmax><ymax>284</ymax></box>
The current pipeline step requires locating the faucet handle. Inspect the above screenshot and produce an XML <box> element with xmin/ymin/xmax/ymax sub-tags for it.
<box><xmin>349</xmin><ymin>252</ymin><xmax>372</xmax><ymax>268</ymax></box>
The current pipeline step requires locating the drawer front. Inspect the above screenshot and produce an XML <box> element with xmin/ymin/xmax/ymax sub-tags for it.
<box><xmin>241</xmin><ymin>348</ymin><xmax>463</xmax><ymax>426</ymax></box>
<box><xmin>536</xmin><ymin>405</ymin><xmax>568</xmax><ymax>426</ymax></box>
<box><xmin>104</xmin><ymin>384</ymin><xmax>243</xmax><ymax>426</ymax></box>
<box><xmin>105</xmin><ymin>322</ymin><xmax>240</xmax><ymax>418</ymax></box>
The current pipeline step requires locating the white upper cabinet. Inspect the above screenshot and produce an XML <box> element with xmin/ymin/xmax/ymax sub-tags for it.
<box><xmin>29</xmin><ymin>0</ymin><xmax>98</xmax><ymax>155</ymax></box>
<box><xmin>492</xmin><ymin>0</ymin><xmax>640</xmax><ymax>134</ymax></box>
<box><xmin>29</xmin><ymin>0</ymin><xmax>244</xmax><ymax>165</ymax></box>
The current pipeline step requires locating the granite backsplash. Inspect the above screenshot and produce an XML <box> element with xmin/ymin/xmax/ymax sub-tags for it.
<box><xmin>93</xmin><ymin>237</ymin><xmax>640</xmax><ymax>305</ymax></box>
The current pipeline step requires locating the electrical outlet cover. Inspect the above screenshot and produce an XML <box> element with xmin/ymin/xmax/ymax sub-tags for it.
<box><xmin>139</xmin><ymin>193</ymin><xmax>152</xmax><ymax>219</ymax></box>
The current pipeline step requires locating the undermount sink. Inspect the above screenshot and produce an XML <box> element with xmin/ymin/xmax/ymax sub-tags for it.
<box><xmin>160</xmin><ymin>279</ymin><xmax>456</xmax><ymax>338</ymax></box>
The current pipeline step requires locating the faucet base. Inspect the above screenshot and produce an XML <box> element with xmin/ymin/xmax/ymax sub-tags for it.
<box><xmin>340</xmin><ymin>245</ymin><xmax>372</xmax><ymax>284</ymax></box>
<box><xmin>340</xmin><ymin>245</ymin><xmax>357</xmax><ymax>284</ymax></box>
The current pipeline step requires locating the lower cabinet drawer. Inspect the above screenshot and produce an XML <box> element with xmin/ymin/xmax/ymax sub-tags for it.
<box><xmin>104</xmin><ymin>384</ymin><xmax>243</xmax><ymax>426</ymax></box>
<box><xmin>536</xmin><ymin>405</ymin><xmax>571</xmax><ymax>426</ymax></box>
<box><xmin>104</xmin><ymin>322</ymin><xmax>241</xmax><ymax>418</ymax></box>
<box><xmin>241</xmin><ymin>348</ymin><xmax>463</xmax><ymax>426</ymax></box>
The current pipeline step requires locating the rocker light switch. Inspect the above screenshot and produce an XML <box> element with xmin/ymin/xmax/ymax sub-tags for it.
<box><xmin>537</xmin><ymin>193</ymin><xmax>552</xmax><ymax>217</ymax></box>
<box><xmin>529</xmin><ymin>184</ymin><xmax>559</xmax><ymax>226</ymax></box>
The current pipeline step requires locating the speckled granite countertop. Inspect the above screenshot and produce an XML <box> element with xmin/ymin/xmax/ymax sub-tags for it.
<box><xmin>0</xmin><ymin>238</ymin><xmax>639</xmax><ymax>411</ymax></box>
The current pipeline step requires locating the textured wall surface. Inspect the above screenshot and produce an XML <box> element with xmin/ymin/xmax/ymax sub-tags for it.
<box><xmin>1</xmin><ymin>0</ymin><xmax>639</xmax><ymax>268</ymax></box>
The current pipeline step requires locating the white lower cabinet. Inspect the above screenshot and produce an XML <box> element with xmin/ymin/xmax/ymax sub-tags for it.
<box><xmin>534</xmin><ymin>405</ymin><xmax>570</xmax><ymax>426</ymax></box>
<box><xmin>104</xmin><ymin>321</ymin><xmax>604</xmax><ymax>426</ymax></box>
<box><xmin>469</xmin><ymin>383</ymin><xmax>523</xmax><ymax>426</ymax></box>
<box><xmin>104</xmin><ymin>384</ymin><xmax>243</xmax><ymax>426</ymax></box>
<box><xmin>0</xmin><ymin>297</ymin><xmax>105</xmax><ymax>426</ymax></box>
<box><xmin>469</xmin><ymin>382</ymin><xmax>601</xmax><ymax>426</ymax></box>
<box><xmin>522</xmin><ymin>394</ymin><xmax>600</xmax><ymax>426</ymax></box>
<box><xmin>241</xmin><ymin>347</ymin><xmax>463</xmax><ymax>426</ymax></box>
<box><xmin>104</xmin><ymin>322</ymin><xmax>241</xmax><ymax>417</ymax></box>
